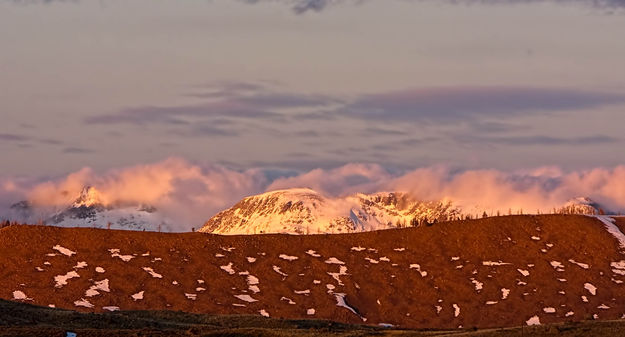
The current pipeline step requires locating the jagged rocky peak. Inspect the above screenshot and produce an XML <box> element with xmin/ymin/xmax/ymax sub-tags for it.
<box><xmin>72</xmin><ymin>186</ymin><xmax>105</xmax><ymax>208</ymax></box>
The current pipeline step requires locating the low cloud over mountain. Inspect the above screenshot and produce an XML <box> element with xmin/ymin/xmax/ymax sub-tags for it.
<box><xmin>2</xmin><ymin>158</ymin><xmax>625</xmax><ymax>231</ymax></box>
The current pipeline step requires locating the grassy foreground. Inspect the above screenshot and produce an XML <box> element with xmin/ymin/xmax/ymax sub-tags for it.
<box><xmin>1</xmin><ymin>299</ymin><xmax>625</xmax><ymax>337</ymax></box>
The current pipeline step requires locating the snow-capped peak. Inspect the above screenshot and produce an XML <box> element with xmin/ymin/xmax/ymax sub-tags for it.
<box><xmin>72</xmin><ymin>186</ymin><xmax>105</xmax><ymax>208</ymax></box>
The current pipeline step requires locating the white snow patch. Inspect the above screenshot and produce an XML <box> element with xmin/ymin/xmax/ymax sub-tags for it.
<box><xmin>595</xmin><ymin>216</ymin><xmax>625</xmax><ymax>249</ymax></box>
<box><xmin>259</xmin><ymin>309</ymin><xmax>269</xmax><ymax>317</ymax></box>
<box><xmin>333</xmin><ymin>293</ymin><xmax>365</xmax><ymax>321</ymax></box>
<box><xmin>131</xmin><ymin>291</ymin><xmax>144</xmax><ymax>301</ymax></box>
<box><xmin>185</xmin><ymin>293</ymin><xmax>197</xmax><ymax>300</ymax></box>
<box><xmin>365</xmin><ymin>257</ymin><xmax>379</xmax><ymax>264</ymax></box>
<box><xmin>142</xmin><ymin>267</ymin><xmax>163</xmax><ymax>278</ymax></box>
<box><xmin>470</xmin><ymin>278</ymin><xmax>484</xmax><ymax>291</ymax></box>
<box><xmin>453</xmin><ymin>304</ymin><xmax>460</xmax><ymax>317</ymax></box>
<box><xmin>598</xmin><ymin>304</ymin><xmax>610</xmax><ymax>309</ymax></box>
<box><xmin>307</xmin><ymin>308</ymin><xmax>316</xmax><ymax>315</ymax></box>
<box><xmin>328</xmin><ymin>265</ymin><xmax>348</xmax><ymax>285</ymax></box>
<box><xmin>501</xmin><ymin>288</ymin><xmax>510</xmax><ymax>300</ymax></box>
<box><xmin>550</xmin><ymin>261</ymin><xmax>565</xmax><ymax>270</ymax></box>
<box><xmin>486</xmin><ymin>301</ymin><xmax>498</xmax><ymax>305</ymax></box>
<box><xmin>235</xmin><ymin>294</ymin><xmax>258</xmax><ymax>303</ymax></box>
<box><xmin>451</xmin><ymin>257</ymin><xmax>460</xmax><ymax>261</ymax></box>
<box><xmin>569</xmin><ymin>259</ymin><xmax>590</xmax><ymax>269</ymax></box>
<box><xmin>109</xmin><ymin>249</ymin><xmax>134</xmax><ymax>262</ymax></box>
<box><xmin>246</xmin><ymin>257</ymin><xmax>257</xmax><ymax>263</ymax></box>
<box><xmin>279</xmin><ymin>254</ymin><xmax>298</xmax><ymax>261</ymax></box>
<box><xmin>220</xmin><ymin>263</ymin><xmax>236</xmax><ymax>275</ymax></box>
<box><xmin>584</xmin><ymin>283</ymin><xmax>597</xmax><ymax>295</ymax></box>
<box><xmin>379</xmin><ymin>257</ymin><xmax>390</xmax><ymax>262</ymax></box>
<box><xmin>409</xmin><ymin>264</ymin><xmax>427</xmax><ymax>277</ymax></box>
<box><xmin>272</xmin><ymin>265</ymin><xmax>288</xmax><ymax>277</ymax></box>
<box><xmin>247</xmin><ymin>275</ymin><xmax>260</xmax><ymax>293</ymax></box>
<box><xmin>35</xmin><ymin>267</ymin><xmax>44</xmax><ymax>272</ymax></box>
<box><xmin>393</xmin><ymin>248</ymin><xmax>405</xmax><ymax>252</ymax></box>
<box><xmin>565</xmin><ymin>311</ymin><xmax>574</xmax><ymax>317</ymax></box>
<box><xmin>73</xmin><ymin>261</ymin><xmax>88</xmax><ymax>269</ymax></box>
<box><xmin>526</xmin><ymin>316</ymin><xmax>541</xmax><ymax>326</ymax></box>
<box><xmin>103</xmin><ymin>306</ymin><xmax>120</xmax><ymax>311</ymax></box>
<box><xmin>483</xmin><ymin>261</ymin><xmax>511</xmax><ymax>266</ymax></box>
<box><xmin>543</xmin><ymin>307</ymin><xmax>556</xmax><ymax>313</ymax></box>
<box><xmin>531</xmin><ymin>236</ymin><xmax>541</xmax><ymax>241</ymax></box>
<box><xmin>351</xmin><ymin>246</ymin><xmax>366</xmax><ymax>252</ymax></box>
<box><xmin>53</xmin><ymin>245</ymin><xmax>76</xmax><ymax>257</ymax></box>
<box><xmin>54</xmin><ymin>271</ymin><xmax>80</xmax><ymax>288</ymax></box>
<box><xmin>95</xmin><ymin>267</ymin><xmax>105</xmax><ymax>273</ymax></box>
<box><xmin>74</xmin><ymin>299</ymin><xmax>94</xmax><ymax>308</ymax></box>
<box><xmin>325</xmin><ymin>257</ymin><xmax>345</xmax><ymax>265</ymax></box>
<box><xmin>294</xmin><ymin>289</ymin><xmax>310</xmax><ymax>295</ymax></box>
<box><xmin>196</xmin><ymin>287</ymin><xmax>206</xmax><ymax>291</ymax></box>
<box><xmin>215</xmin><ymin>253</ymin><xmax>225</xmax><ymax>258</ymax></box>
<box><xmin>611</xmin><ymin>261</ymin><xmax>625</xmax><ymax>275</ymax></box>
<box><xmin>85</xmin><ymin>279</ymin><xmax>110</xmax><ymax>297</ymax></box>
<box><xmin>281</xmin><ymin>296</ymin><xmax>296</xmax><ymax>304</ymax></box>
<box><xmin>305</xmin><ymin>250</ymin><xmax>321</xmax><ymax>257</ymax></box>
<box><xmin>582</xmin><ymin>296</ymin><xmax>589</xmax><ymax>302</ymax></box>
<box><xmin>12</xmin><ymin>291</ymin><xmax>29</xmax><ymax>300</ymax></box>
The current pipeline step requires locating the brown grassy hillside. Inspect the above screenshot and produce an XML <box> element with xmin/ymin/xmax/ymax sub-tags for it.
<box><xmin>1</xmin><ymin>215</ymin><xmax>624</xmax><ymax>329</ymax></box>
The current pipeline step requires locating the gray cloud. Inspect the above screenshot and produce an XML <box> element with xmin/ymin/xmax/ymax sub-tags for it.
<box><xmin>237</xmin><ymin>0</ymin><xmax>625</xmax><ymax>13</ymax></box>
<box><xmin>455</xmin><ymin>134</ymin><xmax>620</xmax><ymax>146</ymax></box>
<box><xmin>13</xmin><ymin>0</ymin><xmax>625</xmax><ymax>13</ymax></box>
<box><xmin>85</xmin><ymin>82</ymin><xmax>336</xmax><ymax>127</ymax></box>
<box><xmin>339</xmin><ymin>87</ymin><xmax>625</xmax><ymax>122</ymax></box>
<box><xmin>62</xmin><ymin>146</ymin><xmax>94</xmax><ymax>154</ymax></box>
<box><xmin>0</xmin><ymin>133</ymin><xmax>29</xmax><ymax>142</ymax></box>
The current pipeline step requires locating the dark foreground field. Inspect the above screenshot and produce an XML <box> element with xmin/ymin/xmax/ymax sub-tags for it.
<box><xmin>1</xmin><ymin>299</ymin><xmax>625</xmax><ymax>337</ymax></box>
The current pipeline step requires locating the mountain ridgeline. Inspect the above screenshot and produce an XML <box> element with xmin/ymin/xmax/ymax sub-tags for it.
<box><xmin>3</xmin><ymin>186</ymin><xmax>609</xmax><ymax>234</ymax></box>
<box><xmin>199</xmin><ymin>189</ymin><xmax>607</xmax><ymax>235</ymax></box>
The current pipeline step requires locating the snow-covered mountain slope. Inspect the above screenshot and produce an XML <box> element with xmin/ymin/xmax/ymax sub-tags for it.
<box><xmin>11</xmin><ymin>187</ymin><xmax>170</xmax><ymax>232</ymax></box>
<box><xmin>199</xmin><ymin>189</ymin><xmax>606</xmax><ymax>235</ymax></box>
<box><xmin>200</xmin><ymin>188</ymin><xmax>463</xmax><ymax>234</ymax></box>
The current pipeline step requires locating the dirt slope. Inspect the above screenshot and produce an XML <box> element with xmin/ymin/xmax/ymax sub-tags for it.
<box><xmin>1</xmin><ymin>215</ymin><xmax>624</xmax><ymax>329</ymax></box>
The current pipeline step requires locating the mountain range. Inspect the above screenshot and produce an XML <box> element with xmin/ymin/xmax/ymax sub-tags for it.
<box><xmin>4</xmin><ymin>186</ymin><xmax>608</xmax><ymax>234</ymax></box>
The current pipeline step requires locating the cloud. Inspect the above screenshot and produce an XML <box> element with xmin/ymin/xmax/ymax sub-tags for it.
<box><xmin>3</xmin><ymin>158</ymin><xmax>625</xmax><ymax>231</ymax></box>
<box><xmin>0</xmin><ymin>133</ymin><xmax>29</xmax><ymax>142</ymax></box>
<box><xmin>7</xmin><ymin>158</ymin><xmax>269</xmax><ymax>231</ymax></box>
<box><xmin>84</xmin><ymin>83</ymin><xmax>337</xmax><ymax>127</ymax></box>
<box><xmin>13</xmin><ymin>0</ymin><xmax>625</xmax><ymax>13</ymax></box>
<box><xmin>268</xmin><ymin>163</ymin><xmax>625</xmax><ymax>215</ymax></box>
<box><xmin>454</xmin><ymin>134</ymin><xmax>620</xmax><ymax>146</ymax></box>
<box><xmin>235</xmin><ymin>0</ymin><xmax>625</xmax><ymax>13</ymax></box>
<box><xmin>339</xmin><ymin>87</ymin><xmax>625</xmax><ymax>122</ymax></box>
<box><xmin>62</xmin><ymin>146</ymin><xmax>94</xmax><ymax>154</ymax></box>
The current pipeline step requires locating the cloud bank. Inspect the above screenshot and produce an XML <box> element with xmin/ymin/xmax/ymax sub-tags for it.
<box><xmin>237</xmin><ymin>0</ymin><xmax>625</xmax><ymax>13</ymax></box>
<box><xmin>9</xmin><ymin>0</ymin><xmax>625</xmax><ymax>13</ymax></box>
<box><xmin>3</xmin><ymin>158</ymin><xmax>625</xmax><ymax>231</ymax></box>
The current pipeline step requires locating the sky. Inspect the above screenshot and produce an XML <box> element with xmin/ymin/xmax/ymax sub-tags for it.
<box><xmin>1</xmin><ymin>0</ymin><xmax>625</xmax><ymax>226</ymax></box>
